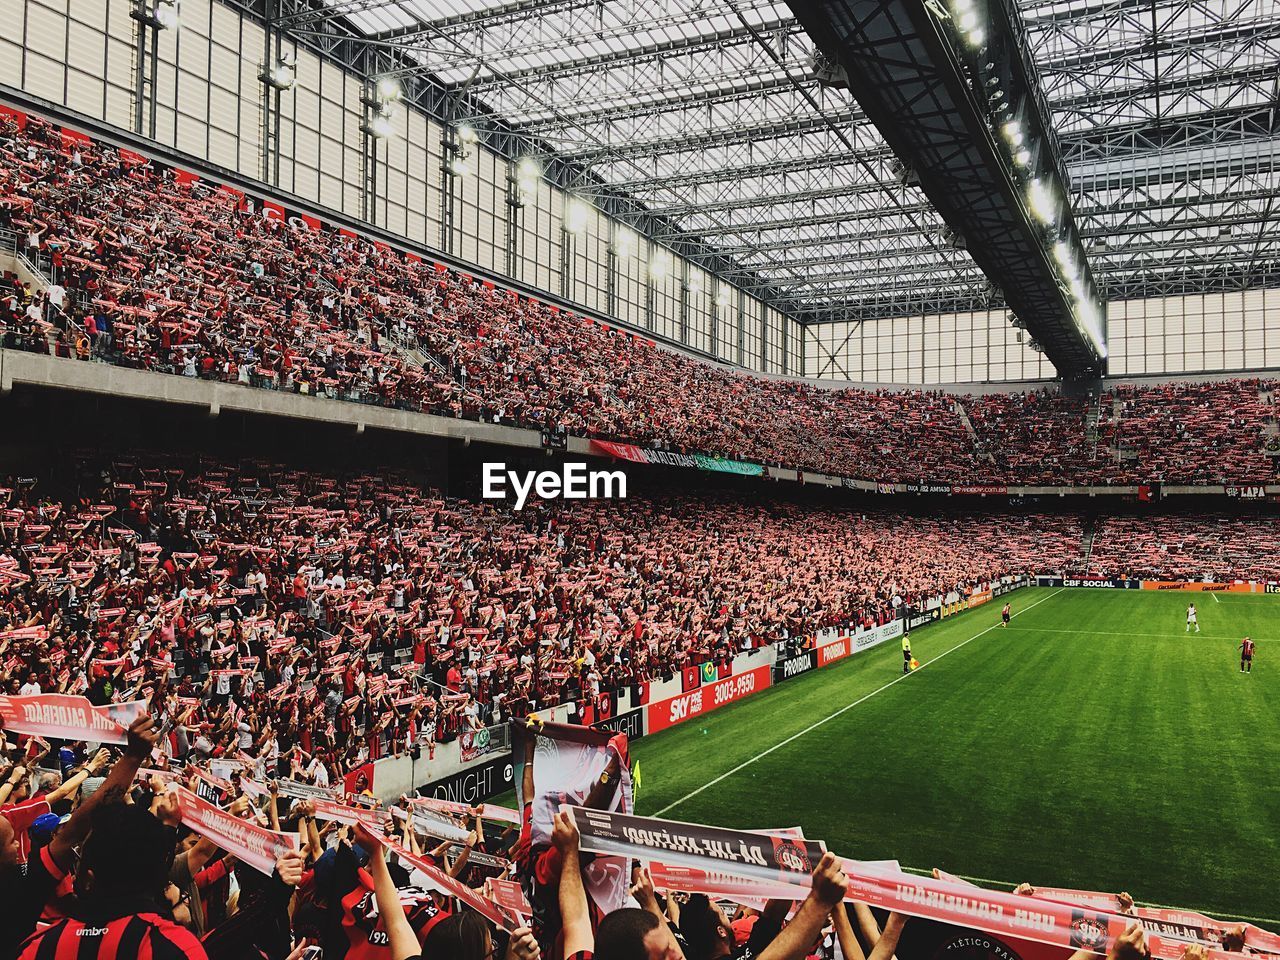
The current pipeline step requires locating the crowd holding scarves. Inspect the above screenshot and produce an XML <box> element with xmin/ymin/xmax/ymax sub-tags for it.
<box><xmin>0</xmin><ymin>105</ymin><xmax>1276</xmax><ymax>960</ymax></box>
<box><xmin>0</xmin><ymin>457</ymin><xmax>1277</xmax><ymax>958</ymax></box>
<box><xmin>2</xmin><ymin>110</ymin><xmax>1279</xmax><ymax>489</ymax></box>
<box><xmin>0</xmin><ymin>704</ymin><xmax>1272</xmax><ymax>960</ymax></box>
<box><xmin>0</xmin><ymin>452</ymin><xmax>1087</xmax><ymax>785</ymax></box>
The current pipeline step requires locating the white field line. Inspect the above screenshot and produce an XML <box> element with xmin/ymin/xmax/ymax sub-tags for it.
<box><xmin>1212</xmin><ymin>592</ymin><xmax>1221</xmax><ymax>603</ymax></box>
<box><xmin>652</xmin><ymin>588</ymin><xmax>1067</xmax><ymax>817</ymax></box>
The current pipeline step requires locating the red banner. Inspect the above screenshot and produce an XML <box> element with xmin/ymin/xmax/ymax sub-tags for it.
<box><xmin>173</xmin><ymin>787</ymin><xmax>298</xmax><ymax>875</ymax></box>
<box><xmin>647</xmin><ymin>860</ymin><xmax>815</xmax><ymax>903</ymax></box>
<box><xmin>817</xmin><ymin>637</ymin><xmax>851</xmax><ymax>667</ymax></box>
<box><xmin>411</xmin><ymin>796</ymin><xmax>522</xmax><ymax>825</ymax></box>
<box><xmin>968</xmin><ymin>589</ymin><xmax>993</xmax><ymax>608</ymax></box>
<box><xmin>343</xmin><ymin>762</ymin><xmax>376</xmax><ymax>800</ymax></box>
<box><xmin>570</xmin><ymin>808</ymin><xmax>1245</xmax><ymax>960</ymax></box>
<box><xmin>646</xmin><ymin>665</ymin><xmax>771</xmax><ymax>734</ymax></box>
<box><xmin>484</xmin><ymin>878</ymin><xmax>532</xmax><ymax>919</ymax></box>
<box><xmin>1029</xmin><ymin>887</ymin><xmax>1280</xmax><ymax>955</ymax></box>
<box><xmin>377</xmin><ymin>835</ymin><xmax>525</xmax><ymax>932</ymax></box>
<box><xmin>308</xmin><ymin>797</ymin><xmax>387</xmax><ymax>831</ymax></box>
<box><xmin>649</xmin><ymin>855</ymin><xmax>902</xmax><ymax>910</ymax></box>
<box><xmin>589</xmin><ymin>440</ymin><xmax>650</xmax><ymax>463</ymax></box>
<box><xmin>1139</xmin><ymin>581</ymin><xmax>1234</xmax><ymax>592</ymax></box>
<box><xmin>0</xmin><ymin>694</ymin><xmax>146</xmax><ymax>744</ymax></box>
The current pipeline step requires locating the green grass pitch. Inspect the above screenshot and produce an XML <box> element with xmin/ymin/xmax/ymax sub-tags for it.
<box><xmin>628</xmin><ymin>586</ymin><xmax>1279</xmax><ymax>924</ymax></box>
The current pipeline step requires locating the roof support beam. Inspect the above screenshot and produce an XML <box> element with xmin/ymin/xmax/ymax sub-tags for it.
<box><xmin>558</xmin><ymin>110</ymin><xmax>866</xmax><ymax>162</ymax></box>
<box><xmin>447</xmin><ymin>19</ymin><xmax>798</xmax><ymax>90</ymax></box>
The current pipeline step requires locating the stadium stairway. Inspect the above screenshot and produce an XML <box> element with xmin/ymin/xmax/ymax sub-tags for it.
<box><xmin>1076</xmin><ymin>516</ymin><xmax>1098</xmax><ymax>574</ymax></box>
<box><xmin>1084</xmin><ymin>394</ymin><xmax>1103</xmax><ymax>461</ymax></box>
<box><xmin>1260</xmin><ymin>387</ymin><xmax>1279</xmax><ymax>458</ymax></box>
<box><xmin>0</xmin><ymin>227</ymin><xmax>50</xmax><ymax>294</ymax></box>
<box><xmin>1109</xmin><ymin>395</ymin><xmax>1134</xmax><ymax>464</ymax></box>
<box><xmin>953</xmin><ymin>399</ymin><xmax>996</xmax><ymax>465</ymax></box>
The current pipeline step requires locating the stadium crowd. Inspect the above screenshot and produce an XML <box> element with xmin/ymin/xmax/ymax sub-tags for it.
<box><xmin>1086</xmin><ymin>514</ymin><xmax>1280</xmax><ymax>582</ymax></box>
<box><xmin>2</xmin><ymin>448</ymin><xmax>1273</xmax><ymax>957</ymax></box>
<box><xmin>2</xmin><ymin>113</ymin><xmax>1278</xmax><ymax>488</ymax></box>
<box><xmin>0</xmin><ymin>704</ymin><xmax>1228</xmax><ymax>960</ymax></box>
<box><xmin>0</xmin><ymin>455</ymin><xmax>1079</xmax><ymax>772</ymax></box>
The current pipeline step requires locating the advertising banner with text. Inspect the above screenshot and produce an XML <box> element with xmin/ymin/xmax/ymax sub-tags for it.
<box><xmin>1037</xmin><ymin>577</ymin><xmax>1141</xmax><ymax>589</ymax></box>
<box><xmin>646</xmin><ymin>665</ymin><xmax>772</xmax><ymax>734</ymax></box>
<box><xmin>1138</xmin><ymin>581</ymin><xmax>1268</xmax><ymax>593</ymax></box>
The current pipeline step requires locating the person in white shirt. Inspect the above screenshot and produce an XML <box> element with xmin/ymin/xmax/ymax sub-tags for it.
<box><xmin>44</xmin><ymin>282</ymin><xmax>66</xmax><ymax>324</ymax></box>
<box><xmin>19</xmin><ymin>672</ymin><xmax>41</xmax><ymax>696</ymax></box>
<box><xmin>237</xmin><ymin>719</ymin><xmax>255</xmax><ymax>751</ymax></box>
<box><xmin>245</xmin><ymin>568</ymin><xmax>268</xmax><ymax>610</ymax></box>
<box><xmin>307</xmin><ymin>755</ymin><xmax>330</xmax><ymax>789</ymax></box>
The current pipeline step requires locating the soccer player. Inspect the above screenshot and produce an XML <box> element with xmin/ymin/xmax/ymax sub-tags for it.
<box><xmin>1240</xmin><ymin>636</ymin><xmax>1255</xmax><ymax>673</ymax></box>
<box><xmin>1000</xmin><ymin>602</ymin><xmax>1011</xmax><ymax>627</ymax></box>
<box><xmin>1186</xmin><ymin>602</ymin><xmax>1199</xmax><ymax>633</ymax></box>
<box><xmin>902</xmin><ymin>633</ymin><xmax>912</xmax><ymax>674</ymax></box>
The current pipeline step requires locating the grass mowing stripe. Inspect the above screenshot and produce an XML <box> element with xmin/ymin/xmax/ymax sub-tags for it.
<box><xmin>636</xmin><ymin>587</ymin><xmax>1278</xmax><ymax>918</ymax></box>
<box><xmin>651</xmin><ymin>587</ymin><xmax>1066</xmax><ymax>818</ymax></box>
<box><xmin>1004</xmin><ymin>625</ymin><xmax>1275</xmax><ymax>642</ymax></box>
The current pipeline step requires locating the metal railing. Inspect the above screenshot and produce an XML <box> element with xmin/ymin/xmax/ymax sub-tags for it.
<box><xmin>0</xmin><ymin>226</ymin><xmax>52</xmax><ymax>285</ymax></box>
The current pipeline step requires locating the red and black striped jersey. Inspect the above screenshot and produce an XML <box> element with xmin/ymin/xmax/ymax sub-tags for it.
<box><xmin>328</xmin><ymin>843</ymin><xmax>451</xmax><ymax>960</ymax></box>
<box><xmin>17</xmin><ymin>912</ymin><xmax>208</xmax><ymax>960</ymax></box>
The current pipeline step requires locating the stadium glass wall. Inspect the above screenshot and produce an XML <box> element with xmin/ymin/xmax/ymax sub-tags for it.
<box><xmin>12</xmin><ymin>0</ymin><xmax>1274</xmax><ymax>387</ymax></box>
<box><xmin>806</xmin><ymin>289</ymin><xmax>1280</xmax><ymax>384</ymax></box>
<box><xmin>0</xmin><ymin>0</ymin><xmax>804</xmax><ymax>378</ymax></box>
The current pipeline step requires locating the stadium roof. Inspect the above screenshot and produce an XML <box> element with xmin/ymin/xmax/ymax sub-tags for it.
<box><xmin>273</xmin><ymin>0</ymin><xmax>1280</xmax><ymax>328</ymax></box>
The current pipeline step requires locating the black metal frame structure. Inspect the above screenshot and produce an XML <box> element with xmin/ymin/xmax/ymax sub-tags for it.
<box><xmin>198</xmin><ymin>0</ymin><xmax>1278</xmax><ymax>374</ymax></box>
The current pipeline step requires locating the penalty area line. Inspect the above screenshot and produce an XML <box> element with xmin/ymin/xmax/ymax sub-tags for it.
<box><xmin>651</xmin><ymin>588</ymin><xmax>1067</xmax><ymax>818</ymax></box>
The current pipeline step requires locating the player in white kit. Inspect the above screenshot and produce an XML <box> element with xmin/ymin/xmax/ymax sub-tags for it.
<box><xmin>1186</xmin><ymin>602</ymin><xmax>1199</xmax><ymax>633</ymax></box>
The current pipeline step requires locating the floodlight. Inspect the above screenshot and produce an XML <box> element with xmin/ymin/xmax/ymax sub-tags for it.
<box><xmin>1028</xmin><ymin>179</ymin><xmax>1056</xmax><ymax>225</ymax></box>
<box><xmin>154</xmin><ymin>0</ymin><xmax>179</xmax><ymax>30</ymax></box>
<box><xmin>377</xmin><ymin>77</ymin><xmax>402</xmax><ymax>102</ymax></box>
<box><xmin>361</xmin><ymin>114</ymin><xmax>395</xmax><ymax>139</ymax></box>
<box><xmin>564</xmin><ymin>198</ymin><xmax>589</xmax><ymax>234</ymax></box>
<box><xmin>261</xmin><ymin>60</ymin><xmax>296</xmax><ymax>91</ymax></box>
<box><xmin>613</xmin><ymin>230</ymin><xmax>636</xmax><ymax>258</ymax></box>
